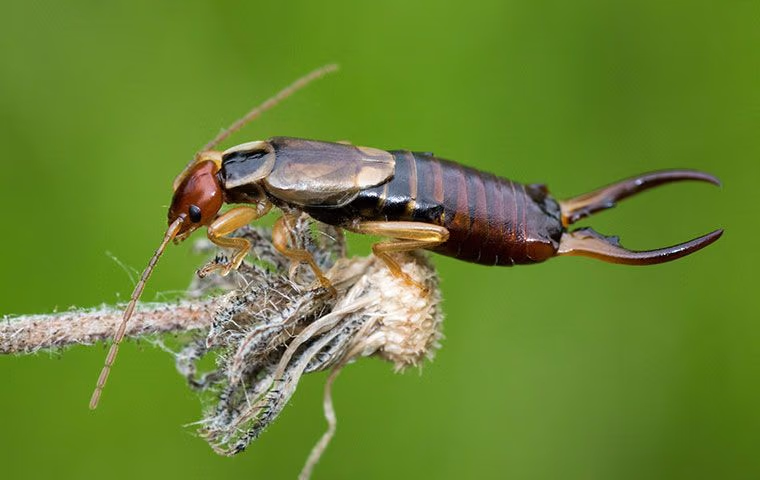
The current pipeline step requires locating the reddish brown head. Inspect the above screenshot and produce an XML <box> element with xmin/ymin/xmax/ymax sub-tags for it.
<box><xmin>169</xmin><ymin>160</ymin><xmax>225</xmax><ymax>241</ymax></box>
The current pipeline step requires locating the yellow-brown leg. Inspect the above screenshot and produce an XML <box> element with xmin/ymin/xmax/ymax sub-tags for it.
<box><xmin>272</xmin><ymin>215</ymin><xmax>335</xmax><ymax>292</ymax></box>
<box><xmin>348</xmin><ymin>221</ymin><xmax>450</xmax><ymax>290</ymax></box>
<box><xmin>198</xmin><ymin>204</ymin><xmax>271</xmax><ymax>277</ymax></box>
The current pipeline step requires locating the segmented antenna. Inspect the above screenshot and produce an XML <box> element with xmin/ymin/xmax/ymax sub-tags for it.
<box><xmin>201</xmin><ymin>63</ymin><xmax>339</xmax><ymax>152</ymax></box>
<box><xmin>173</xmin><ymin>63</ymin><xmax>339</xmax><ymax>192</ymax></box>
<box><xmin>89</xmin><ymin>216</ymin><xmax>185</xmax><ymax>409</ymax></box>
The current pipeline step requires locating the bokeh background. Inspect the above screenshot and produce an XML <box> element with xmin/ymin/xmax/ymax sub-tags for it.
<box><xmin>1</xmin><ymin>1</ymin><xmax>757</xmax><ymax>479</ymax></box>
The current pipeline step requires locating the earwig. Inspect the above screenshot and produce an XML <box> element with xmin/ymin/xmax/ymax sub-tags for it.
<box><xmin>89</xmin><ymin>64</ymin><xmax>722</xmax><ymax>409</ymax></box>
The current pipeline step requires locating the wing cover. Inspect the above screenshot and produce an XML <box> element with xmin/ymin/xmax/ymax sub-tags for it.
<box><xmin>220</xmin><ymin>141</ymin><xmax>276</xmax><ymax>189</ymax></box>
<box><xmin>264</xmin><ymin>137</ymin><xmax>396</xmax><ymax>207</ymax></box>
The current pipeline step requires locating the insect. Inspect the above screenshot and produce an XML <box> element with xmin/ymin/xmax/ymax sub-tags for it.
<box><xmin>89</xmin><ymin>64</ymin><xmax>722</xmax><ymax>409</ymax></box>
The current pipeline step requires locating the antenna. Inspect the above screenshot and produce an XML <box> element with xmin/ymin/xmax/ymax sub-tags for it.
<box><xmin>173</xmin><ymin>63</ymin><xmax>339</xmax><ymax>192</ymax></box>
<box><xmin>201</xmin><ymin>63</ymin><xmax>339</xmax><ymax>152</ymax></box>
<box><xmin>89</xmin><ymin>216</ymin><xmax>185</xmax><ymax>409</ymax></box>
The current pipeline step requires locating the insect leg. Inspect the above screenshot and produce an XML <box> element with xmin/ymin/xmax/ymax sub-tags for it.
<box><xmin>348</xmin><ymin>221</ymin><xmax>450</xmax><ymax>290</ymax></box>
<box><xmin>272</xmin><ymin>215</ymin><xmax>335</xmax><ymax>292</ymax></box>
<box><xmin>199</xmin><ymin>204</ymin><xmax>271</xmax><ymax>277</ymax></box>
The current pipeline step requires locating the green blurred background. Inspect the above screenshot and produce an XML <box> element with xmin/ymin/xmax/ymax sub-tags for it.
<box><xmin>1</xmin><ymin>1</ymin><xmax>757</xmax><ymax>479</ymax></box>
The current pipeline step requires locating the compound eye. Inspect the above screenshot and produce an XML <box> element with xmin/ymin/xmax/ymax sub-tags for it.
<box><xmin>188</xmin><ymin>204</ymin><xmax>202</xmax><ymax>223</ymax></box>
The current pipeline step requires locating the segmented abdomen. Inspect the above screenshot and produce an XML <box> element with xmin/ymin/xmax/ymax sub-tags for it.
<box><xmin>305</xmin><ymin>150</ymin><xmax>564</xmax><ymax>266</ymax></box>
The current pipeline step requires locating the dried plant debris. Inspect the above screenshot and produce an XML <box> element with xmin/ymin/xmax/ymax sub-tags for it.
<box><xmin>176</xmin><ymin>220</ymin><xmax>443</xmax><ymax>457</ymax></box>
<box><xmin>1</xmin><ymin>216</ymin><xmax>444</xmax><ymax>478</ymax></box>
